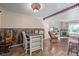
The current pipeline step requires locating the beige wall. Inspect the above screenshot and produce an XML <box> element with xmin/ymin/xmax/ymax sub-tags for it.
<box><xmin>42</xmin><ymin>20</ymin><xmax>50</xmax><ymax>39</ymax></box>
<box><xmin>42</xmin><ymin>18</ymin><xmax>60</xmax><ymax>39</ymax></box>
<box><xmin>0</xmin><ymin>10</ymin><xmax>53</xmax><ymax>39</ymax></box>
<box><xmin>0</xmin><ymin>7</ymin><xmax>1</xmax><ymax>28</ymax></box>
<box><xmin>1</xmin><ymin>10</ymin><xmax>44</xmax><ymax>28</ymax></box>
<box><xmin>0</xmin><ymin>12</ymin><xmax>1</xmax><ymax>28</ymax></box>
<box><xmin>59</xmin><ymin>21</ymin><xmax>68</xmax><ymax>29</ymax></box>
<box><xmin>1</xmin><ymin>9</ymin><xmax>65</xmax><ymax>39</ymax></box>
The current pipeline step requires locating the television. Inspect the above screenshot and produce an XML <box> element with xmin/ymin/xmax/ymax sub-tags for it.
<box><xmin>62</xmin><ymin>32</ymin><xmax>67</xmax><ymax>36</ymax></box>
<box><xmin>60</xmin><ymin>30</ymin><xmax>68</xmax><ymax>36</ymax></box>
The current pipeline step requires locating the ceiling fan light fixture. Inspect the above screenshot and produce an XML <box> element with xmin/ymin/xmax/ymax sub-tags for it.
<box><xmin>31</xmin><ymin>3</ymin><xmax>41</xmax><ymax>13</ymax></box>
<box><xmin>33</xmin><ymin>9</ymin><xmax>39</xmax><ymax>13</ymax></box>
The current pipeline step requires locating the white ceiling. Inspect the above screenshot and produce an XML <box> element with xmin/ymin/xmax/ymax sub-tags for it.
<box><xmin>0</xmin><ymin>3</ymin><xmax>76</xmax><ymax>18</ymax></box>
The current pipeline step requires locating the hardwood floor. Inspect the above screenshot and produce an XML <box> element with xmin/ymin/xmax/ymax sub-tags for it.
<box><xmin>0</xmin><ymin>39</ymin><xmax>78</xmax><ymax>56</ymax></box>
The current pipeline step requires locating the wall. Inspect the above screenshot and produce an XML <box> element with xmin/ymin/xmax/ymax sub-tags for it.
<box><xmin>59</xmin><ymin>21</ymin><xmax>68</xmax><ymax>29</ymax></box>
<box><xmin>1</xmin><ymin>10</ymin><xmax>44</xmax><ymax>28</ymax></box>
<box><xmin>42</xmin><ymin>20</ymin><xmax>50</xmax><ymax>39</ymax></box>
<box><xmin>42</xmin><ymin>18</ymin><xmax>60</xmax><ymax>39</ymax></box>
<box><xmin>0</xmin><ymin>13</ymin><xmax>1</xmax><ymax>28</ymax></box>
<box><xmin>0</xmin><ymin>10</ymin><xmax>50</xmax><ymax>39</ymax></box>
<box><xmin>0</xmin><ymin>7</ymin><xmax>1</xmax><ymax>28</ymax></box>
<box><xmin>41</xmin><ymin>7</ymin><xmax>79</xmax><ymax>39</ymax></box>
<box><xmin>59</xmin><ymin>20</ymin><xmax>79</xmax><ymax>30</ymax></box>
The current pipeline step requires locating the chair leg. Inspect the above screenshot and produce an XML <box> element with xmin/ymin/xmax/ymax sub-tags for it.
<box><xmin>67</xmin><ymin>48</ymin><xmax>71</xmax><ymax>56</ymax></box>
<box><xmin>4</xmin><ymin>46</ymin><xmax>9</xmax><ymax>53</ymax></box>
<box><xmin>76</xmin><ymin>53</ymin><xmax>78</xmax><ymax>56</ymax></box>
<box><xmin>67</xmin><ymin>48</ymin><xmax>70</xmax><ymax>55</ymax></box>
<box><xmin>76</xmin><ymin>46</ymin><xmax>78</xmax><ymax>56</ymax></box>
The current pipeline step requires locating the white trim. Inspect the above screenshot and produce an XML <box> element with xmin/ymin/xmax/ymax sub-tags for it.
<box><xmin>10</xmin><ymin>43</ymin><xmax>23</xmax><ymax>48</ymax></box>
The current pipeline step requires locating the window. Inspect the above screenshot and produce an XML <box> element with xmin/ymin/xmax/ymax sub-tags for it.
<box><xmin>68</xmin><ymin>23</ymin><xmax>79</xmax><ymax>35</ymax></box>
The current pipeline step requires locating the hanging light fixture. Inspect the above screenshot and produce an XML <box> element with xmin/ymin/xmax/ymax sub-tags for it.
<box><xmin>31</xmin><ymin>3</ymin><xmax>41</xmax><ymax>13</ymax></box>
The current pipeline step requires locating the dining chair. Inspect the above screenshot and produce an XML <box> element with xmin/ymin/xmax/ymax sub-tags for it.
<box><xmin>48</xmin><ymin>31</ymin><xmax>58</xmax><ymax>43</ymax></box>
<box><xmin>67</xmin><ymin>38</ymin><xmax>79</xmax><ymax>56</ymax></box>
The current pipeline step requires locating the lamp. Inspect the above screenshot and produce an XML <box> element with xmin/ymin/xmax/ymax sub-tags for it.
<box><xmin>31</xmin><ymin>3</ymin><xmax>41</xmax><ymax>13</ymax></box>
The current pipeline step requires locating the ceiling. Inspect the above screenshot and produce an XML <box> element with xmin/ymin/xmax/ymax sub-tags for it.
<box><xmin>0</xmin><ymin>3</ymin><xmax>76</xmax><ymax>18</ymax></box>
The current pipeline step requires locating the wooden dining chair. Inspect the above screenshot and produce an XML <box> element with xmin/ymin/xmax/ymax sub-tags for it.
<box><xmin>0</xmin><ymin>36</ymin><xmax>12</xmax><ymax>53</ymax></box>
<box><xmin>67</xmin><ymin>38</ymin><xmax>79</xmax><ymax>56</ymax></box>
<box><xmin>48</xmin><ymin>31</ymin><xmax>58</xmax><ymax>43</ymax></box>
<box><xmin>4</xmin><ymin>36</ymin><xmax>12</xmax><ymax>52</ymax></box>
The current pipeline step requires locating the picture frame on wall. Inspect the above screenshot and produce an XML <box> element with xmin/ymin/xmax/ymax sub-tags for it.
<box><xmin>35</xmin><ymin>30</ymin><xmax>39</xmax><ymax>34</ymax></box>
<box><xmin>39</xmin><ymin>30</ymin><xmax>43</xmax><ymax>34</ymax></box>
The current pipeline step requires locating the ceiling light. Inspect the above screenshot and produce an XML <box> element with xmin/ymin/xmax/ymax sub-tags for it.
<box><xmin>31</xmin><ymin>3</ymin><xmax>41</xmax><ymax>13</ymax></box>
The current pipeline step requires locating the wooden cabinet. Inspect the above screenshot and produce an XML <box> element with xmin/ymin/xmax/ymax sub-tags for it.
<box><xmin>29</xmin><ymin>35</ymin><xmax>43</xmax><ymax>55</ymax></box>
<box><xmin>22</xmin><ymin>31</ymin><xmax>43</xmax><ymax>55</ymax></box>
